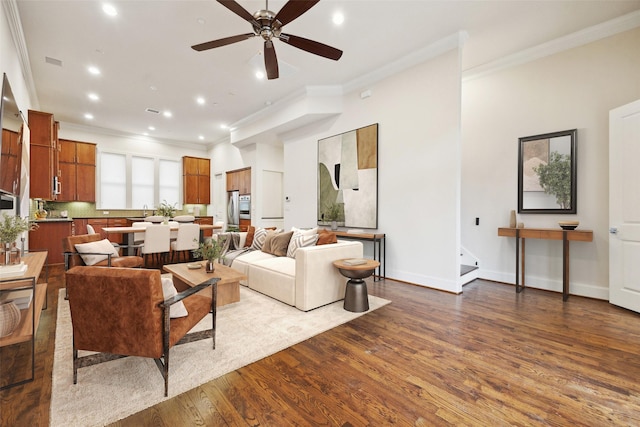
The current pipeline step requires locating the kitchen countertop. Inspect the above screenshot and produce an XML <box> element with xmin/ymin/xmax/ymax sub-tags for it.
<box><xmin>33</xmin><ymin>218</ymin><xmax>73</xmax><ymax>222</ymax></box>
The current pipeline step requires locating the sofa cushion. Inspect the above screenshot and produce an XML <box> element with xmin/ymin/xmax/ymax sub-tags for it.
<box><xmin>262</xmin><ymin>231</ymin><xmax>293</xmax><ymax>257</ymax></box>
<box><xmin>161</xmin><ymin>277</ymin><xmax>188</xmax><ymax>318</ymax></box>
<box><xmin>248</xmin><ymin>257</ymin><xmax>297</xmax><ymax>306</ymax></box>
<box><xmin>316</xmin><ymin>230</ymin><xmax>338</xmax><ymax>245</ymax></box>
<box><xmin>287</xmin><ymin>232</ymin><xmax>319</xmax><ymax>258</ymax></box>
<box><xmin>231</xmin><ymin>249</ymin><xmax>276</xmax><ymax>283</ymax></box>
<box><xmin>74</xmin><ymin>239</ymin><xmax>120</xmax><ymax>266</ymax></box>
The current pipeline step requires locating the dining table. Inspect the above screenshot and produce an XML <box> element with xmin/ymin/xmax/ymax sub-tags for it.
<box><xmin>102</xmin><ymin>223</ymin><xmax>220</xmax><ymax>256</ymax></box>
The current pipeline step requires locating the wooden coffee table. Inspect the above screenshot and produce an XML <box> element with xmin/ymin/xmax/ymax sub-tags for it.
<box><xmin>163</xmin><ymin>261</ymin><xmax>246</xmax><ymax>307</ymax></box>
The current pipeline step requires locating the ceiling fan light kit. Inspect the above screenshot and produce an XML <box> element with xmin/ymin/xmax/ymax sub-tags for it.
<box><xmin>192</xmin><ymin>0</ymin><xmax>342</xmax><ymax>80</ymax></box>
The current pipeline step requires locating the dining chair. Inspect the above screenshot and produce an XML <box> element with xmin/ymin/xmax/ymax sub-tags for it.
<box><xmin>168</xmin><ymin>221</ymin><xmax>180</xmax><ymax>241</ymax></box>
<box><xmin>170</xmin><ymin>223</ymin><xmax>200</xmax><ymax>262</ymax></box>
<box><xmin>140</xmin><ymin>224</ymin><xmax>171</xmax><ymax>267</ymax></box>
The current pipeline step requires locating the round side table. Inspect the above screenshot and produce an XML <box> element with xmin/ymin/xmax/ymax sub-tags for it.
<box><xmin>333</xmin><ymin>258</ymin><xmax>380</xmax><ymax>313</ymax></box>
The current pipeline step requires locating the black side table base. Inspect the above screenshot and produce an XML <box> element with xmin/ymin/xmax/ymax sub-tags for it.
<box><xmin>344</xmin><ymin>279</ymin><xmax>369</xmax><ymax>313</ymax></box>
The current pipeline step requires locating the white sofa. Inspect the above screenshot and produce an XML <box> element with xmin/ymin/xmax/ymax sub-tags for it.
<box><xmin>219</xmin><ymin>232</ymin><xmax>363</xmax><ymax>311</ymax></box>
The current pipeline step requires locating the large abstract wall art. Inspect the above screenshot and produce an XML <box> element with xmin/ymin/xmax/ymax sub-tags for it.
<box><xmin>317</xmin><ymin>123</ymin><xmax>378</xmax><ymax>229</ymax></box>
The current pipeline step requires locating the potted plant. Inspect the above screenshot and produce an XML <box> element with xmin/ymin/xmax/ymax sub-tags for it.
<box><xmin>192</xmin><ymin>236</ymin><xmax>226</xmax><ymax>273</ymax></box>
<box><xmin>324</xmin><ymin>202</ymin><xmax>342</xmax><ymax>231</ymax></box>
<box><xmin>0</xmin><ymin>213</ymin><xmax>37</xmax><ymax>265</ymax></box>
<box><xmin>156</xmin><ymin>200</ymin><xmax>177</xmax><ymax>223</ymax></box>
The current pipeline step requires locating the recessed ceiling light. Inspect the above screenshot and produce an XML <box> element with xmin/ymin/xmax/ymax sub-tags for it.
<box><xmin>143</xmin><ymin>132</ymin><xmax>149</xmax><ymax>136</ymax></box>
<box><xmin>148</xmin><ymin>126</ymin><xmax>155</xmax><ymax>131</ymax></box>
<box><xmin>88</xmin><ymin>66</ymin><xmax>101</xmax><ymax>75</ymax></box>
<box><xmin>255</xmin><ymin>70</ymin><xmax>265</xmax><ymax>80</ymax></box>
<box><xmin>333</xmin><ymin>12</ymin><xmax>345</xmax><ymax>25</ymax></box>
<box><xmin>163</xmin><ymin>111</ymin><xmax>172</xmax><ymax>118</ymax></box>
<box><xmin>84</xmin><ymin>113</ymin><xmax>94</xmax><ymax>120</ymax></box>
<box><xmin>88</xmin><ymin>93</ymin><xmax>100</xmax><ymax>101</ymax></box>
<box><xmin>198</xmin><ymin>135</ymin><xmax>205</xmax><ymax>140</ymax></box>
<box><xmin>196</xmin><ymin>96</ymin><xmax>205</xmax><ymax>105</ymax></box>
<box><xmin>197</xmin><ymin>18</ymin><xmax>206</xmax><ymax>25</ymax></box>
<box><xmin>220</xmin><ymin>124</ymin><xmax>228</xmax><ymax>129</ymax></box>
<box><xmin>102</xmin><ymin>4</ymin><xmax>117</xmax><ymax>17</ymax></box>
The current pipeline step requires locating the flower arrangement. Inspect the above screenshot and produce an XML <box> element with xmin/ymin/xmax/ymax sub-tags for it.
<box><xmin>0</xmin><ymin>214</ymin><xmax>36</xmax><ymax>244</ymax></box>
<box><xmin>156</xmin><ymin>200</ymin><xmax>177</xmax><ymax>218</ymax></box>
<box><xmin>192</xmin><ymin>236</ymin><xmax>226</xmax><ymax>262</ymax></box>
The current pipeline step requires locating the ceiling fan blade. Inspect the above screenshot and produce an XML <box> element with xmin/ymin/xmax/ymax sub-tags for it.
<box><xmin>191</xmin><ymin>33</ymin><xmax>255</xmax><ymax>51</ymax></box>
<box><xmin>278</xmin><ymin>33</ymin><xmax>342</xmax><ymax>60</ymax></box>
<box><xmin>274</xmin><ymin>0</ymin><xmax>320</xmax><ymax>27</ymax></box>
<box><xmin>216</xmin><ymin>0</ymin><xmax>259</xmax><ymax>27</ymax></box>
<box><xmin>264</xmin><ymin>40</ymin><xmax>279</xmax><ymax>80</ymax></box>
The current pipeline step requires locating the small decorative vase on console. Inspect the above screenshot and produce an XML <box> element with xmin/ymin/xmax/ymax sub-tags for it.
<box><xmin>509</xmin><ymin>210</ymin><xmax>517</xmax><ymax>228</ymax></box>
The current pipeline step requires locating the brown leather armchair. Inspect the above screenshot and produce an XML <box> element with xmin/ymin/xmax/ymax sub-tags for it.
<box><xmin>65</xmin><ymin>266</ymin><xmax>219</xmax><ymax>396</ymax></box>
<box><xmin>62</xmin><ymin>233</ymin><xmax>144</xmax><ymax>269</ymax></box>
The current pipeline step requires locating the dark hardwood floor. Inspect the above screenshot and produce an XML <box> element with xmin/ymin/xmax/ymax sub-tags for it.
<box><xmin>2</xmin><ymin>265</ymin><xmax>640</xmax><ymax>426</ymax></box>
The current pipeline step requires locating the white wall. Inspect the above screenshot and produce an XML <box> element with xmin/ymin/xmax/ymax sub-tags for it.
<box><xmin>282</xmin><ymin>48</ymin><xmax>463</xmax><ymax>293</ymax></box>
<box><xmin>1</xmin><ymin>4</ymin><xmax>34</xmax><ymax>217</ymax></box>
<box><xmin>461</xmin><ymin>28</ymin><xmax>640</xmax><ymax>299</ymax></box>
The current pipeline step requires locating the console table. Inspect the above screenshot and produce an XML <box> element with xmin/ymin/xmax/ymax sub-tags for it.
<box><xmin>498</xmin><ymin>227</ymin><xmax>593</xmax><ymax>301</ymax></box>
<box><xmin>0</xmin><ymin>251</ymin><xmax>48</xmax><ymax>389</ymax></box>
<box><xmin>332</xmin><ymin>231</ymin><xmax>385</xmax><ymax>281</ymax></box>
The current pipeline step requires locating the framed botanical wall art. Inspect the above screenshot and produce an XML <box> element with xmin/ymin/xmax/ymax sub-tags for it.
<box><xmin>518</xmin><ymin>129</ymin><xmax>577</xmax><ymax>214</ymax></box>
<box><xmin>317</xmin><ymin>123</ymin><xmax>378</xmax><ymax>229</ymax></box>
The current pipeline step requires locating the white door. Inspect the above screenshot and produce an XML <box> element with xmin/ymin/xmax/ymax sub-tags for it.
<box><xmin>609</xmin><ymin>99</ymin><xmax>640</xmax><ymax>312</ymax></box>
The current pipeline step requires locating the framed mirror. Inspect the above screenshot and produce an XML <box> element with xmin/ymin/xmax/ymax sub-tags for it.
<box><xmin>518</xmin><ymin>129</ymin><xmax>577</xmax><ymax>214</ymax></box>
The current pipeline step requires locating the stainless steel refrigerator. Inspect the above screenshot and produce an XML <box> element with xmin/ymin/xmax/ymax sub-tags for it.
<box><xmin>227</xmin><ymin>190</ymin><xmax>239</xmax><ymax>229</ymax></box>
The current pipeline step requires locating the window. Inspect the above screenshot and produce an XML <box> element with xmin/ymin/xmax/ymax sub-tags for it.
<box><xmin>131</xmin><ymin>156</ymin><xmax>154</xmax><ymax>209</ymax></box>
<box><xmin>100</xmin><ymin>152</ymin><xmax>126</xmax><ymax>209</ymax></box>
<box><xmin>98</xmin><ymin>152</ymin><xmax>180</xmax><ymax>209</ymax></box>
<box><xmin>159</xmin><ymin>159</ymin><xmax>180</xmax><ymax>206</ymax></box>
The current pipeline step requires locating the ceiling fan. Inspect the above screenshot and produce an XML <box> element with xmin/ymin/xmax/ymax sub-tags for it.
<box><xmin>192</xmin><ymin>0</ymin><xmax>343</xmax><ymax>80</ymax></box>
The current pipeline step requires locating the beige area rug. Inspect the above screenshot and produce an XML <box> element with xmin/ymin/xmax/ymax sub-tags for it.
<box><xmin>50</xmin><ymin>287</ymin><xmax>390</xmax><ymax>426</ymax></box>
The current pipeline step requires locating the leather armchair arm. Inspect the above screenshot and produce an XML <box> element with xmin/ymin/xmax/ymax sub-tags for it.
<box><xmin>160</xmin><ymin>277</ymin><xmax>220</xmax><ymax>308</ymax></box>
<box><xmin>64</xmin><ymin>251</ymin><xmax>113</xmax><ymax>269</ymax></box>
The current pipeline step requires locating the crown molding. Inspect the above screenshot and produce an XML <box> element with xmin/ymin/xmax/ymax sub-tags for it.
<box><xmin>462</xmin><ymin>10</ymin><xmax>640</xmax><ymax>82</ymax></box>
<box><xmin>342</xmin><ymin>31</ymin><xmax>468</xmax><ymax>95</ymax></box>
<box><xmin>2</xmin><ymin>0</ymin><xmax>39</xmax><ymax>109</ymax></box>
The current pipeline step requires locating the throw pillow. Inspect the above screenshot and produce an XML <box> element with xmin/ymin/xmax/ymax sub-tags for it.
<box><xmin>74</xmin><ymin>239</ymin><xmax>120</xmax><ymax>266</ymax></box>
<box><xmin>316</xmin><ymin>230</ymin><xmax>338</xmax><ymax>245</ymax></box>
<box><xmin>262</xmin><ymin>231</ymin><xmax>294</xmax><ymax>257</ymax></box>
<box><xmin>244</xmin><ymin>225</ymin><xmax>256</xmax><ymax>248</ymax></box>
<box><xmin>161</xmin><ymin>277</ymin><xmax>188</xmax><ymax>318</ymax></box>
<box><xmin>287</xmin><ymin>232</ymin><xmax>319</xmax><ymax>258</ymax></box>
<box><xmin>250</xmin><ymin>227</ymin><xmax>268</xmax><ymax>251</ymax></box>
<box><xmin>290</xmin><ymin>226</ymin><xmax>318</xmax><ymax>237</ymax></box>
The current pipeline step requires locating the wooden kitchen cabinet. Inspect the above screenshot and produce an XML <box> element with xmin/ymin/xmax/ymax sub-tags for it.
<box><xmin>28</xmin><ymin>220</ymin><xmax>72</xmax><ymax>264</ymax></box>
<box><xmin>183</xmin><ymin>156</ymin><xmax>210</xmax><ymax>204</ymax></box>
<box><xmin>226</xmin><ymin>167</ymin><xmax>251</xmax><ymax>194</ymax></box>
<box><xmin>58</xmin><ymin>139</ymin><xmax>96</xmax><ymax>202</ymax></box>
<box><xmin>28</xmin><ymin>110</ymin><xmax>59</xmax><ymax>200</ymax></box>
<box><xmin>1</xmin><ymin>128</ymin><xmax>21</xmax><ymax>195</ymax></box>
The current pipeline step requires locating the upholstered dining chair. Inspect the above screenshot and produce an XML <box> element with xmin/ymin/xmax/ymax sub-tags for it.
<box><xmin>140</xmin><ymin>224</ymin><xmax>171</xmax><ymax>267</ymax></box>
<box><xmin>65</xmin><ymin>266</ymin><xmax>219</xmax><ymax>396</ymax></box>
<box><xmin>170</xmin><ymin>223</ymin><xmax>200</xmax><ymax>262</ymax></box>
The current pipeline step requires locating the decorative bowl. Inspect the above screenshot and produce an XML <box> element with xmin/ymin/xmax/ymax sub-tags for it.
<box><xmin>558</xmin><ymin>221</ymin><xmax>579</xmax><ymax>230</ymax></box>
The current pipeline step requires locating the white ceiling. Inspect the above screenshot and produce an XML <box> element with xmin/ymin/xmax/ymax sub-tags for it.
<box><xmin>14</xmin><ymin>0</ymin><xmax>640</xmax><ymax>146</ymax></box>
